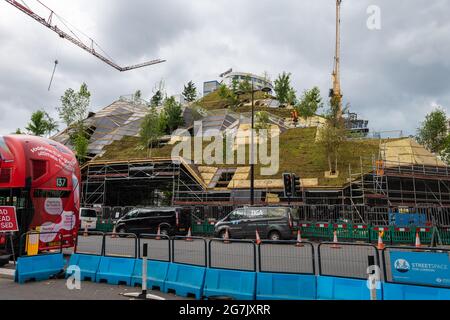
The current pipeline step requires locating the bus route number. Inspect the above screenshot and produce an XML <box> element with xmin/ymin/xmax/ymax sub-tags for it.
<box><xmin>56</xmin><ymin>177</ymin><xmax>68</xmax><ymax>188</ymax></box>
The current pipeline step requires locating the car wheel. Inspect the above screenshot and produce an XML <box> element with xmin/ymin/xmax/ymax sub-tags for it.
<box><xmin>268</xmin><ymin>231</ymin><xmax>281</xmax><ymax>241</ymax></box>
<box><xmin>159</xmin><ymin>228</ymin><xmax>169</xmax><ymax>237</ymax></box>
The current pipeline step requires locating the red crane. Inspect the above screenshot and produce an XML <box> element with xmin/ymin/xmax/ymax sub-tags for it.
<box><xmin>4</xmin><ymin>0</ymin><xmax>166</xmax><ymax>72</ymax></box>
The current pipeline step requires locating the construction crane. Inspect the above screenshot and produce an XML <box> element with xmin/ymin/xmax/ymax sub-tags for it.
<box><xmin>4</xmin><ymin>0</ymin><xmax>166</xmax><ymax>72</ymax></box>
<box><xmin>330</xmin><ymin>0</ymin><xmax>343</xmax><ymax>118</ymax></box>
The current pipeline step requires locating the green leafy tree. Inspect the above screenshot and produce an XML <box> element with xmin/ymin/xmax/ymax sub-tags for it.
<box><xmin>296</xmin><ymin>87</ymin><xmax>323</xmax><ymax>119</ymax></box>
<box><xmin>218</xmin><ymin>84</ymin><xmax>240</xmax><ymax>109</ymax></box>
<box><xmin>255</xmin><ymin>111</ymin><xmax>270</xmax><ymax>131</ymax></box>
<box><xmin>58</xmin><ymin>83</ymin><xmax>91</xmax><ymax>162</ymax></box>
<box><xmin>163</xmin><ymin>96</ymin><xmax>184</xmax><ymax>133</ymax></box>
<box><xmin>58</xmin><ymin>83</ymin><xmax>90</xmax><ymax>128</ymax></box>
<box><xmin>417</xmin><ymin>108</ymin><xmax>448</xmax><ymax>154</ymax></box>
<box><xmin>182</xmin><ymin>81</ymin><xmax>197</xmax><ymax>103</ymax></box>
<box><xmin>139</xmin><ymin>105</ymin><xmax>165</xmax><ymax>157</ymax></box>
<box><xmin>133</xmin><ymin>90</ymin><xmax>142</xmax><ymax>103</ymax></box>
<box><xmin>150</xmin><ymin>80</ymin><xmax>166</xmax><ymax>107</ymax></box>
<box><xmin>238</xmin><ymin>75</ymin><xmax>252</xmax><ymax>93</ymax></box>
<box><xmin>440</xmin><ymin>135</ymin><xmax>450</xmax><ymax>164</ymax></box>
<box><xmin>44</xmin><ymin>112</ymin><xmax>59</xmax><ymax>137</ymax></box>
<box><xmin>318</xmin><ymin>97</ymin><xmax>348</xmax><ymax>174</ymax></box>
<box><xmin>14</xmin><ymin>128</ymin><xmax>23</xmax><ymax>134</ymax></box>
<box><xmin>274</xmin><ymin>72</ymin><xmax>296</xmax><ymax>106</ymax></box>
<box><xmin>231</xmin><ymin>78</ymin><xmax>239</xmax><ymax>92</ymax></box>
<box><xmin>26</xmin><ymin>110</ymin><xmax>55</xmax><ymax>137</ymax></box>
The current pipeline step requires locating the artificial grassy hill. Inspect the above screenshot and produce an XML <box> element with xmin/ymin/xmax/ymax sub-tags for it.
<box><xmin>98</xmin><ymin>127</ymin><xmax>381</xmax><ymax>187</ymax></box>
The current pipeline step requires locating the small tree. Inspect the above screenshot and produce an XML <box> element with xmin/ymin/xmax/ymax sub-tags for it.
<box><xmin>296</xmin><ymin>87</ymin><xmax>323</xmax><ymax>119</ymax></box>
<box><xmin>150</xmin><ymin>80</ymin><xmax>166</xmax><ymax>107</ymax></box>
<box><xmin>318</xmin><ymin>97</ymin><xmax>347</xmax><ymax>174</ymax></box>
<box><xmin>58</xmin><ymin>83</ymin><xmax>90</xmax><ymax>128</ymax></box>
<box><xmin>440</xmin><ymin>134</ymin><xmax>450</xmax><ymax>164</ymax></box>
<box><xmin>274</xmin><ymin>72</ymin><xmax>296</xmax><ymax>106</ymax></box>
<box><xmin>255</xmin><ymin>111</ymin><xmax>270</xmax><ymax>131</ymax></box>
<box><xmin>44</xmin><ymin>112</ymin><xmax>59</xmax><ymax>137</ymax></box>
<box><xmin>417</xmin><ymin>108</ymin><xmax>448</xmax><ymax>154</ymax></box>
<box><xmin>218</xmin><ymin>84</ymin><xmax>240</xmax><ymax>109</ymax></box>
<box><xmin>58</xmin><ymin>83</ymin><xmax>91</xmax><ymax>162</ymax></box>
<box><xmin>26</xmin><ymin>110</ymin><xmax>50</xmax><ymax>137</ymax></box>
<box><xmin>163</xmin><ymin>96</ymin><xmax>184</xmax><ymax>133</ymax></box>
<box><xmin>139</xmin><ymin>106</ymin><xmax>165</xmax><ymax>157</ymax></box>
<box><xmin>133</xmin><ymin>90</ymin><xmax>142</xmax><ymax>103</ymax></box>
<box><xmin>182</xmin><ymin>81</ymin><xmax>197</xmax><ymax>103</ymax></box>
<box><xmin>14</xmin><ymin>128</ymin><xmax>23</xmax><ymax>135</ymax></box>
<box><xmin>238</xmin><ymin>75</ymin><xmax>252</xmax><ymax>93</ymax></box>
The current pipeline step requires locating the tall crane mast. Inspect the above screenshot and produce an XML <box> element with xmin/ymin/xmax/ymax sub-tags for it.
<box><xmin>4</xmin><ymin>0</ymin><xmax>166</xmax><ymax>72</ymax></box>
<box><xmin>331</xmin><ymin>0</ymin><xmax>343</xmax><ymax>118</ymax></box>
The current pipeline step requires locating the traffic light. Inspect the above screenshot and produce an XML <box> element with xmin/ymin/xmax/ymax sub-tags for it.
<box><xmin>283</xmin><ymin>173</ymin><xmax>293</xmax><ymax>198</ymax></box>
<box><xmin>293</xmin><ymin>174</ymin><xmax>301</xmax><ymax>197</ymax></box>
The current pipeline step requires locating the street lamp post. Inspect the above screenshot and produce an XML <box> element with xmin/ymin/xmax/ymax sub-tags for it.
<box><xmin>235</xmin><ymin>79</ymin><xmax>272</xmax><ymax>206</ymax></box>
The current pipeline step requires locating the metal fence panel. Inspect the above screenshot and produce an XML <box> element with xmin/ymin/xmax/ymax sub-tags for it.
<box><xmin>209</xmin><ymin>239</ymin><xmax>256</xmax><ymax>272</ymax></box>
<box><xmin>171</xmin><ymin>236</ymin><xmax>207</xmax><ymax>267</ymax></box>
<box><xmin>103</xmin><ymin>233</ymin><xmax>137</xmax><ymax>258</ymax></box>
<box><xmin>318</xmin><ymin>242</ymin><xmax>379</xmax><ymax>279</ymax></box>
<box><xmin>75</xmin><ymin>232</ymin><xmax>104</xmax><ymax>255</ymax></box>
<box><xmin>258</xmin><ymin>241</ymin><xmax>315</xmax><ymax>274</ymax></box>
<box><xmin>138</xmin><ymin>234</ymin><xmax>170</xmax><ymax>262</ymax></box>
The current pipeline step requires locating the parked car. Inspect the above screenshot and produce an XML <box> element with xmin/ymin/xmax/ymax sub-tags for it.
<box><xmin>214</xmin><ymin>206</ymin><xmax>297</xmax><ymax>240</ymax></box>
<box><xmin>79</xmin><ymin>208</ymin><xmax>98</xmax><ymax>231</ymax></box>
<box><xmin>114</xmin><ymin>207</ymin><xmax>191</xmax><ymax>236</ymax></box>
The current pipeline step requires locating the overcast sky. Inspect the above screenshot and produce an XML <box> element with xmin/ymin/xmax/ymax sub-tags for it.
<box><xmin>0</xmin><ymin>0</ymin><xmax>449</xmax><ymax>136</ymax></box>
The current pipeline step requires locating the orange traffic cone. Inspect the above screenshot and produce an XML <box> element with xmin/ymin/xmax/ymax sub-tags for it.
<box><xmin>331</xmin><ymin>230</ymin><xmax>341</xmax><ymax>249</ymax></box>
<box><xmin>255</xmin><ymin>229</ymin><xmax>262</xmax><ymax>245</ymax></box>
<box><xmin>295</xmin><ymin>230</ymin><xmax>304</xmax><ymax>247</ymax></box>
<box><xmin>377</xmin><ymin>231</ymin><xmax>385</xmax><ymax>250</ymax></box>
<box><xmin>224</xmin><ymin>229</ymin><xmax>230</xmax><ymax>244</ymax></box>
<box><xmin>156</xmin><ymin>225</ymin><xmax>161</xmax><ymax>240</ymax></box>
<box><xmin>186</xmin><ymin>228</ymin><xmax>193</xmax><ymax>241</ymax></box>
<box><xmin>415</xmin><ymin>232</ymin><xmax>422</xmax><ymax>248</ymax></box>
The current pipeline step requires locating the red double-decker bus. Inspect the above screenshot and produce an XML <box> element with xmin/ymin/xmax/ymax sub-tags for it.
<box><xmin>0</xmin><ymin>135</ymin><xmax>80</xmax><ymax>254</ymax></box>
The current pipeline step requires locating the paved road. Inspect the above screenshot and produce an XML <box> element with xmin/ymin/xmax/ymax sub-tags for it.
<box><xmin>0</xmin><ymin>277</ymin><xmax>189</xmax><ymax>300</ymax></box>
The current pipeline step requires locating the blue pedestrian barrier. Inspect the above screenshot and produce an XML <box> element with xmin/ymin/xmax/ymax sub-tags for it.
<box><xmin>317</xmin><ymin>276</ymin><xmax>383</xmax><ymax>300</ymax></box>
<box><xmin>65</xmin><ymin>254</ymin><xmax>101</xmax><ymax>281</ymax></box>
<box><xmin>163</xmin><ymin>263</ymin><xmax>206</xmax><ymax>299</ymax></box>
<box><xmin>256</xmin><ymin>273</ymin><xmax>316</xmax><ymax>300</ymax></box>
<box><xmin>131</xmin><ymin>259</ymin><xmax>170</xmax><ymax>291</ymax></box>
<box><xmin>383</xmin><ymin>283</ymin><xmax>450</xmax><ymax>300</ymax></box>
<box><xmin>95</xmin><ymin>256</ymin><xmax>135</xmax><ymax>286</ymax></box>
<box><xmin>15</xmin><ymin>254</ymin><xmax>65</xmax><ymax>284</ymax></box>
<box><xmin>203</xmin><ymin>269</ymin><xmax>256</xmax><ymax>300</ymax></box>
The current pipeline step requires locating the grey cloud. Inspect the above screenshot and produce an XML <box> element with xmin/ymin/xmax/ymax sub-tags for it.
<box><xmin>0</xmin><ymin>0</ymin><xmax>449</xmax><ymax>136</ymax></box>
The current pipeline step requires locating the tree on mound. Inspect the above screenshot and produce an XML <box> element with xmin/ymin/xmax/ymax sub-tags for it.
<box><xmin>139</xmin><ymin>105</ymin><xmax>165</xmax><ymax>158</ymax></box>
<box><xmin>318</xmin><ymin>96</ymin><xmax>348</xmax><ymax>175</ymax></box>
<box><xmin>417</xmin><ymin>108</ymin><xmax>449</xmax><ymax>163</ymax></box>
<box><xmin>182</xmin><ymin>81</ymin><xmax>197</xmax><ymax>103</ymax></box>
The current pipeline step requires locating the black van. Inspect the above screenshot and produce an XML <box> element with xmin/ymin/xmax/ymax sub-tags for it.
<box><xmin>114</xmin><ymin>207</ymin><xmax>191</xmax><ymax>236</ymax></box>
<box><xmin>214</xmin><ymin>206</ymin><xmax>297</xmax><ymax>240</ymax></box>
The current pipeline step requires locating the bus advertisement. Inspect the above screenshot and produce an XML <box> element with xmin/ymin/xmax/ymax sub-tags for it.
<box><xmin>0</xmin><ymin>135</ymin><xmax>80</xmax><ymax>254</ymax></box>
